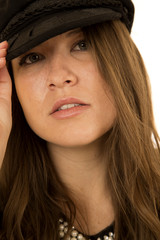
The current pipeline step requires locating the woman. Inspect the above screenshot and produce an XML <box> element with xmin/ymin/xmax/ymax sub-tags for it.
<box><xmin>0</xmin><ymin>0</ymin><xmax>160</xmax><ymax>239</ymax></box>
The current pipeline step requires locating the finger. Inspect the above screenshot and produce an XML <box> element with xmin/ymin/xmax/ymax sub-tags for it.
<box><xmin>0</xmin><ymin>65</ymin><xmax>12</xmax><ymax>92</ymax></box>
<box><xmin>0</xmin><ymin>42</ymin><xmax>7</xmax><ymax>69</ymax></box>
<box><xmin>0</xmin><ymin>58</ymin><xmax>6</xmax><ymax>69</ymax></box>
<box><xmin>0</xmin><ymin>49</ymin><xmax>7</xmax><ymax>58</ymax></box>
<box><xmin>0</xmin><ymin>41</ymin><xmax>9</xmax><ymax>50</ymax></box>
<box><xmin>0</xmin><ymin>41</ymin><xmax>8</xmax><ymax>68</ymax></box>
<box><xmin>0</xmin><ymin>64</ymin><xmax>12</xmax><ymax>111</ymax></box>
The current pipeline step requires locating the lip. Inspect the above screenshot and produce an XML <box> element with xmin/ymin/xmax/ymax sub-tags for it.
<box><xmin>50</xmin><ymin>97</ymin><xmax>89</xmax><ymax>114</ymax></box>
<box><xmin>51</xmin><ymin>105</ymin><xmax>90</xmax><ymax>120</ymax></box>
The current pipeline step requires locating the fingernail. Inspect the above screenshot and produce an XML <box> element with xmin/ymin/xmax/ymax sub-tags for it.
<box><xmin>0</xmin><ymin>41</ymin><xmax>8</xmax><ymax>49</ymax></box>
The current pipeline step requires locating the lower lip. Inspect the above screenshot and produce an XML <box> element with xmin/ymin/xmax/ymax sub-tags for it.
<box><xmin>51</xmin><ymin>105</ymin><xmax>90</xmax><ymax>120</ymax></box>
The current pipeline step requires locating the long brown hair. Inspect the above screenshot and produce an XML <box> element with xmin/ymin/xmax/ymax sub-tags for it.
<box><xmin>0</xmin><ymin>20</ymin><xmax>160</xmax><ymax>240</ymax></box>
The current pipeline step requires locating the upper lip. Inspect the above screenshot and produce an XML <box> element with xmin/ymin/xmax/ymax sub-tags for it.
<box><xmin>50</xmin><ymin>97</ymin><xmax>89</xmax><ymax>114</ymax></box>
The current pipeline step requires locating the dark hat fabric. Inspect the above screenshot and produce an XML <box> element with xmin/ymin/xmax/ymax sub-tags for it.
<box><xmin>0</xmin><ymin>0</ymin><xmax>134</xmax><ymax>61</ymax></box>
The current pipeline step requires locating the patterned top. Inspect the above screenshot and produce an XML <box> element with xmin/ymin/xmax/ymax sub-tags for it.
<box><xmin>84</xmin><ymin>222</ymin><xmax>114</xmax><ymax>240</ymax></box>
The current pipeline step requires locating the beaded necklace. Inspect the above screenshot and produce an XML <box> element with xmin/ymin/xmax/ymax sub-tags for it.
<box><xmin>58</xmin><ymin>218</ymin><xmax>115</xmax><ymax>240</ymax></box>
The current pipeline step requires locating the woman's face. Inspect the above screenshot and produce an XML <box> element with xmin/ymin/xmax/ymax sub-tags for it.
<box><xmin>11</xmin><ymin>28</ymin><xmax>117</xmax><ymax>147</ymax></box>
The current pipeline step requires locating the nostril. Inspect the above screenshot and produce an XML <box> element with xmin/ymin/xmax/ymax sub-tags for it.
<box><xmin>49</xmin><ymin>83</ymin><xmax>55</xmax><ymax>88</ymax></box>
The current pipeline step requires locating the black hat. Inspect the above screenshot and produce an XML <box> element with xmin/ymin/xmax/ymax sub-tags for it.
<box><xmin>0</xmin><ymin>0</ymin><xmax>134</xmax><ymax>61</ymax></box>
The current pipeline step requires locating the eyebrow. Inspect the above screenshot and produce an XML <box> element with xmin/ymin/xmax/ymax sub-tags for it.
<box><xmin>65</xmin><ymin>28</ymin><xmax>82</xmax><ymax>37</ymax></box>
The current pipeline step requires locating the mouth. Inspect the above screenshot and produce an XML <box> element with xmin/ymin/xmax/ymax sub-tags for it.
<box><xmin>51</xmin><ymin>104</ymin><xmax>90</xmax><ymax>120</ymax></box>
<box><xmin>55</xmin><ymin>103</ymin><xmax>86</xmax><ymax>112</ymax></box>
<box><xmin>49</xmin><ymin>97</ymin><xmax>90</xmax><ymax>120</ymax></box>
<box><xmin>50</xmin><ymin>97</ymin><xmax>89</xmax><ymax>114</ymax></box>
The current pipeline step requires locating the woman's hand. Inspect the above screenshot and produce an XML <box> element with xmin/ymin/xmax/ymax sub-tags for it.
<box><xmin>0</xmin><ymin>41</ymin><xmax>12</xmax><ymax>168</ymax></box>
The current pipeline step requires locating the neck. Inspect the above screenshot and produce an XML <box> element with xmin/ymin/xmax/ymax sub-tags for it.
<box><xmin>47</xmin><ymin>138</ymin><xmax>115</xmax><ymax>234</ymax></box>
<box><xmin>47</xmin><ymin>138</ymin><xmax>106</xmax><ymax>194</ymax></box>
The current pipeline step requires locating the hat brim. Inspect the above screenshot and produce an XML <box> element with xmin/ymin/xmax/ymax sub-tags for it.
<box><xmin>7</xmin><ymin>8</ymin><xmax>121</xmax><ymax>61</ymax></box>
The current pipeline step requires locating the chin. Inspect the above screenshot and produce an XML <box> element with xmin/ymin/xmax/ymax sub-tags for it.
<box><xmin>45</xmin><ymin>130</ymin><xmax>107</xmax><ymax>148</ymax></box>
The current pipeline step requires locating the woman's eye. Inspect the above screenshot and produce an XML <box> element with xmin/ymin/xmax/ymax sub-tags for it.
<box><xmin>19</xmin><ymin>53</ymin><xmax>44</xmax><ymax>66</ymax></box>
<box><xmin>73</xmin><ymin>40</ymin><xmax>88</xmax><ymax>51</ymax></box>
<box><xmin>18</xmin><ymin>40</ymin><xmax>88</xmax><ymax>66</ymax></box>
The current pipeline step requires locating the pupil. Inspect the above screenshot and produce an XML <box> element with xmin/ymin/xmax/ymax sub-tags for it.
<box><xmin>30</xmin><ymin>54</ymin><xmax>39</xmax><ymax>62</ymax></box>
<box><xmin>80</xmin><ymin>41</ymin><xmax>87</xmax><ymax>50</ymax></box>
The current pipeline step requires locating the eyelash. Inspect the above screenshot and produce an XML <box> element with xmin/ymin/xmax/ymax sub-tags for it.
<box><xmin>19</xmin><ymin>39</ymin><xmax>88</xmax><ymax>66</ymax></box>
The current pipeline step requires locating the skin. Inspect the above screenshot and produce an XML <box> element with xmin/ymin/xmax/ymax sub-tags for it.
<box><xmin>0</xmin><ymin>41</ymin><xmax>12</xmax><ymax>168</ymax></box>
<box><xmin>11</xmin><ymin>29</ymin><xmax>117</xmax><ymax>234</ymax></box>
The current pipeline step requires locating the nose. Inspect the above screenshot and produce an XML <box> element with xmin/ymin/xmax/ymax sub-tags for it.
<box><xmin>47</xmin><ymin>53</ymin><xmax>78</xmax><ymax>89</ymax></box>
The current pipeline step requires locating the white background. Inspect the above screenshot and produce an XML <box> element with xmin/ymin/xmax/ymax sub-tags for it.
<box><xmin>131</xmin><ymin>0</ymin><xmax>160</xmax><ymax>135</ymax></box>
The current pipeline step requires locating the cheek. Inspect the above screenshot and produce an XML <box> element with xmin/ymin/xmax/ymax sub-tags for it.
<box><xmin>90</xmin><ymin>76</ymin><xmax>117</xmax><ymax>132</ymax></box>
<box><xmin>14</xmin><ymin>73</ymin><xmax>49</xmax><ymax>129</ymax></box>
<box><xmin>96</xmin><ymin>96</ymin><xmax>117</xmax><ymax>133</ymax></box>
<box><xmin>15</xmin><ymin>71</ymin><xmax>47</xmax><ymax>106</ymax></box>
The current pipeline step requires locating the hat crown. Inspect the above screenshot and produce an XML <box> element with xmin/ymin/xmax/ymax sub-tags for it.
<box><xmin>0</xmin><ymin>0</ymin><xmax>134</xmax><ymax>61</ymax></box>
<box><xmin>0</xmin><ymin>0</ymin><xmax>134</xmax><ymax>32</ymax></box>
